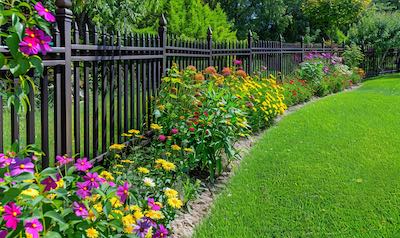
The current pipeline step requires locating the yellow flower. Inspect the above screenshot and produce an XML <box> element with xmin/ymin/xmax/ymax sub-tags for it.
<box><xmin>145</xmin><ymin>227</ymin><xmax>153</xmax><ymax>238</ymax></box>
<box><xmin>165</xmin><ymin>152</ymin><xmax>171</xmax><ymax>157</ymax></box>
<box><xmin>164</xmin><ymin>188</ymin><xmax>178</xmax><ymax>198</ymax></box>
<box><xmin>162</xmin><ymin>162</ymin><xmax>176</xmax><ymax>172</ymax></box>
<box><xmin>93</xmin><ymin>203</ymin><xmax>103</xmax><ymax>213</ymax></box>
<box><xmin>168</xmin><ymin>197</ymin><xmax>183</xmax><ymax>209</ymax></box>
<box><xmin>138</xmin><ymin>167</ymin><xmax>150</xmax><ymax>174</ymax></box>
<box><xmin>26</xmin><ymin>233</ymin><xmax>33</xmax><ymax>238</ymax></box>
<box><xmin>100</xmin><ymin>171</ymin><xmax>114</xmax><ymax>181</ymax></box>
<box><xmin>110</xmin><ymin>197</ymin><xmax>123</xmax><ymax>208</ymax></box>
<box><xmin>23</xmin><ymin>179</ymin><xmax>35</xmax><ymax>183</ymax></box>
<box><xmin>183</xmin><ymin>148</ymin><xmax>194</xmax><ymax>153</ymax></box>
<box><xmin>145</xmin><ymin>210</ymin><xmax>164</xmax><ymax>220</ymax></box>
<box><xmin>155</xmin><ymin>159</ymin><xmax>167</xmax><ymax>165</ymax></box>
<box><xmin>46</xmin><ymin>193</ymin><xmax>56</xmax><ymax>200</ymax></box>
<box><xmin>128</xmin><ymin>129</ymin><xmax>140</xmax><ymax>135</ymax></box>
<box><xmin>171</xmin><ymin>144</ymin><xmax>181</xmax><ymax>151</ymax></box>
<box><xmin>157</xmin><ymin>105</ymin><xmax>165</xmax><ymax>111</ymax></box>
<box><xmin>87</xmin><ymin>210</ymin><xmax>96</xmax><ymax>222</ymax></box>
<box><xmin>56</xmin><ymin>179</ymin><xmax>64</xmax><ymax>188</ymax></box>
<box><xmin>122</xmin><ymin>214</ymin><xmax>136</xmax><ymax>227</ymax></box>
<box><xmin>121</xmin><ymin>133</ymin><xmax>133</xmax><ymax>137</ymax></box>
<box><xmin>121</xmin><ymin>159</ymin><xmax>134</xmax><ymax>164</ymax></box>
<box><xmin>134</xmin><ymin>210</ymin><xmax>144</xmax><ymax>220</ymax></box>
<box><xmin>115</xmin><ymin>171</ymin><xmax>123</xmax><ymax>175</ymax></box>
<box><xmin>0</xmin><ymin>206</ymin><xmax>4</xmax><ymax>214</ymax></box>
<box><xmin>109</xmin><ymin>143</ymin><xmax>126</xmax><ymax>151</ymax></box>
<box><xmin>21</xmin><ymin>188</ymin><xmax>39</xmax><ymax>198</ymax></box>
<box><xmin>150</xmin><ymin>124</ymin><xmax>162</xmax><ymax>131</ymax></box>
<box><xmin>86</xmin><ymin>228</ymin><xmax>99</xmax><ymax>238</ymax></box>
<box><xmin>130</xmin><ymin>205</ymin><xmax>142</xmax><ymax>212</ymax></box>
<box><xmin>143</xmin><ymin>177</ymin><xmax>155</xmax><ymax>187</ymax></box>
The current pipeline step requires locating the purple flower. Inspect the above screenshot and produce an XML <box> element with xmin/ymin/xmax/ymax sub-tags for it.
<box><xmin>56</xmin><ymin>155</ymin><xmax>73</xmax><ymax>166</ymax></box>
<box><xmin>0</xmin><ymin>154</ymin><xmax>13</xmax><ymax>168</ymax></box>
<box><xmin>25</xmin><ymin>218</ymin><xmax>43</xmax><ymax>238</ymax></box>
<box><xmin>76</xmin><ymin>181</ymin><xmax>92</xmax><ymax>199</ymax></box>
<box><xmin>153</xmin><ymin>224</ymin><xmax>169</xmax><ymax>238</ymax></box>
<box><xmin>9</xmin><ymin>158</ymin><xmax>34</xmax><ymax>176</ymax></box>
<box><xmin>147</xmin><ymin>198</ymin><xmax>161</xmax><ymax>211</ymax></box>
<box><xmin>133</xmin><ymin>219</ymin><xmax>152</xmax><ymax>238</ymax></box>
<box><xmin>171</xmin><ymin>128</ymin><xmax>179</xmax><ymax>134</ymax></box>
<box><xmin>3</xmin><ymin>202</ymin><xmax>22</xmax><ymax>230</ymax></box>
<box><xmin>73</xmin><ymin>202</ymin><xmax>88</xmax><ymax>218</ymax></box>
<box><xmin>84</xmin><ymin>172</ymin><xmax>101</xmax><ymax>189</ymax></box>
<box><xmin>74</xmin><ymin>158</ymin><xmax>92</xmax><ymax>172</ymax></box>
<box><xmin>0</xmin><ymin>178</ymin><xmax>4</xmax><ymax>183</ymax></box>
<box><xmin>19</xmin><ymin>37</ymin><xmax>40</xmax><ymax>55</ymax></box>
<box><xmin>34</xmin><ymin>2</ymin><xmax>55</xmax><ymax>22</ymax></box>
<box><xmin>41</xmin><ymin>174</ymin><xmax>61</xmax><ymax>191</ymax></box>
<box><xmin>108</xmin><ymin>181</ymin><xmax>116</xmax><ymax>187</ymax></box>
<box><xmin>0</xmin><ymin>230</ymin><xmax>8</xmax><ymax>238</ymax></box>
<box><xmin>158</xmin><ymin>135</ymin><xmax>166</xmax><ymax>142</ymax></box>
<box><xmin>36</xmin><ymin>29</ymin><xmax>52</xmax><ymax>55</ymax></box>
<box><xmin>323</xmin><ymin>66</ymin><xmax>329</xmax><ymax>74</ymax></box>
<box><xmin>233</xmin><ymin>59</ymin><xmax>242</xmax><ymax>65</ymax></box>
<box><xmin>116</xmin><ymin>182</ymin><xmax>130</xmax><ymax>203</ymax></box>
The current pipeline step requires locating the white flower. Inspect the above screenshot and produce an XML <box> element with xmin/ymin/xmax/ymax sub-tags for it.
<box><xmin>143</xmin><ymin>177</ymin><xmax>155</xmax><ymax>187</ymax></box>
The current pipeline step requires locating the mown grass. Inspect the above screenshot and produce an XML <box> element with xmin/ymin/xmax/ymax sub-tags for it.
<box><xmin>194</xmin><ymin>74</ymin><xmax>400</xmax><ymax>237</ymax></box>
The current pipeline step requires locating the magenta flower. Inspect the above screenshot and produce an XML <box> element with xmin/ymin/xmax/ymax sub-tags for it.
<box><xmin>19</xmin><ymin>37</ymin><xmax>40</xmax><ymax>55</ymax></box>
<box><xmin>323</xmin><ymin>66</ymin><xmax>329</xmax><ymax>74</ymax></box>
<box><xmin>9</xmin><ymin>158</ymin><xmax>34</xmax><ymax>176</ymax></box>
<box><xmin>147</xmin><ymin>198</ymin><xmax>161</xmax><ymax>211</ymax></box>
<box><xmin>116</xmin><ymin>182</ymin><xmax>130</xmax><ymax>203</ymax></box>
<box><xmin>76</xmin><ymin>181</ymin><xmax>92</xmax><ymax>199</ymax></box>
<box><xmin>74</xmin><ymin>158</ymin><xmax>93</xmax><ymax>172</ymax></box>
<box><xmin>171</xmin><ymin>128</ymin><xmax>179</xmax><ymax>134</ymax></box>
<box><xmin>73</xmin><ymin>202</ymin><xmax>88</xmax><ymax>218</ymax></box>
<box><xmin>0</xmin><ymin>178</ymin><xmax>4</xmax><ymax>183</ymax></box>
<box><xmin>83</xmin><ymin>172</ymin><xmax>101</xmax><ymax>189</ymax></box>
<box><xmin>56</xmin><ymin>155</ymin><xmax>73</xmax><ymax>166</ymax></box>
<box><xmin>41</xmin><ymin>174</ymin><xmax>61</xmax><ymax>191</ymax></box>
<box><xmin>0</xmin><ymin>230</ymin><xmax>8</xmax><ymax>238</ymax></box>
<box><xmin>158</xmin><ymin>135</ymin><xmax>166</xmax><ymax>142</ymax></box>
<box><xmin>3</xmin><ymin>202</ymin><xmax>21</xmax><ymax>230</ymax></box>
<box><xmin>108</xmin><ymin>181</ymin><xmax>116</xmax><ymax>187</ymax></box>
<box><xmin>25</xmin><ymin>218</ymin><xmax>43</xmax><ymax>238</ymax></box>
<box><xmin>0</xmin><ymin>154</ymin><xmax>13</xmax><ymax>168</ymax></box>
<box><xmin>36</xmin><ymin>30</ymin><xmax>52</xmax><ymax>55</ymax></box>
<box><xmin>233</xmin><ymin>59</ymin><xmax>242</xmax><ymax>65</ymax></box>
<box><xmin>153</xmin><ymin>224</ymin><xmax>168</xmax><ymax>238</ymax></box>
<box><xmin>133</xmin><ymin>219</ymin><xmax>152</xmax><ymax>238</ymax></box>
<box><xmin>34</xmin><ymin>2</ymin><xmax>55</xmax><ymax>22</ymax></box>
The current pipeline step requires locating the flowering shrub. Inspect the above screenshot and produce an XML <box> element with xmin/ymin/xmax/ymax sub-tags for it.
<box><xmin>282</xmin><ymin>79</ymin><xmax>313</xmax><ymax>106</ymax></box>
<box><xmin>0</xmin><ymin>147</ymin><xmax>182</xmax><ymax>237</ymax></box>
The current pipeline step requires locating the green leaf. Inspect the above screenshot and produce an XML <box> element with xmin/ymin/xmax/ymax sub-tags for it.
<box><xmin>30</xmin><ymin>55</ymin><xmax>44</xmax><ymax>76</ymax></box>
<box><xmin>9</xmin><ymin>57</ymin><xmax>30</xmax><ymax>76</ymax></box>
<box><xmin>1</xmin><ymin>188</ymin><xmax>21</xmax><ymax>204</ymax></box>
<box><xmin>6</xmin><ymin>33</ymin><xmax>21</xmax><ymax>58</ymax></box>
<box><xmin>12</xmin><ymin>172</ymin><xmax>35</xmax><ymax>182</ymax></box>
<box><xmin>43</xmin><ymin>231</ymin><xmax>63</xmax><ymax>238</ymax></box>
<box><xmin>0</xmin><ymin>53</ymin><xmax>5</xmax><ymax>69</ymax></box>
<box><xmin>40</xmin><ymin>167</ymin><xmax>58</xmax><ymax>178</ymax></box>
<box><xmin>44</xmin><ymin>211</ymin><xmax>68</xmax><ymax>231</ymax></box>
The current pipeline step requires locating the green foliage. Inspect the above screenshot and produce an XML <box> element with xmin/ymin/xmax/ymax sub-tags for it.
<box><xmin>343</xmin><ymin>44</ymin><xmax>365</xmax><ymax>68</ymax></box>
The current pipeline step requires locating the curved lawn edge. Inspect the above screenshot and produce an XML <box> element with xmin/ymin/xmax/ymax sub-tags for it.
<box><xmin>192</xmin><ymin>74</ymin><xmax>400</xmax><ymax>237</ymax></box>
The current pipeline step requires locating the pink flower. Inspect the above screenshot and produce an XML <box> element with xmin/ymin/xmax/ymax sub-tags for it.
<box><xmin>9</xmin><ymin>158</ymin><xmax>34</xmax><ymax>176</ymax></box>
<box><xmin>153</xmin><ymin>224</ymin><xmax>168</xmax><ymax>238</ymax></box>
<box><xmin>189</xmin><ymin>127</ymin><xmax>195</xmax><ymax>132</ymax></box>
<box><xmin>76</xmin><ymin>181</ymin><xmax>91</xmax><ymax>199</ymax></box>
<box><xmin>41</xmin><ymin>174</ymin><xmax>61</xmax><ymax>191</ymax></box>
<box><xmin>34</xmin><ymin>2</ymin><xmax>55</xmax><ymax>22</ymax></box>
<box><xmin>19</xmin><ymin>37</ymin><xmax>40</xmax><ymax>55</ymax></box>
<box><xmin>3</xmin><ymin>202</ymin><xmax>22</xmax><ymax>230</ymax></box>
<box><xmin>171</xmin><ymin>128</ymin><xmax>179</xmax><ymax>134</ymax></box>
<box><xmin>116</xmin><ymin>182</ymin><xmax>130</xmax><ymax>203</ymax></box>
<box><xmin>25</xmin><ymin>218</ymin><xmax>43</xmax><ymax>238</ymax></box>
<box><xmin>84</xmin><ymin>172</ymin><xmax>101</xmax><ymax>189</ymax></box>
<box><xmin>0</xmin><ymin>230</ymin><xmax>8</xmax><ymax>238</ymax></box>
<box><xmin>74</xmin><ymin>158</ymin><xmax>92</xmax><ymax>172</ymax></box>
<box><xmin>147</xmin><ymin>198</ymin><xmax>161</xmax><ymax>211</ymax></box>
<box><xmin>158</xmin><ymin>135</ymin><xmax>166</xmax><ymax>142</ymax></box>
<box><xmin>233</xmin><ymin>59</ymin><xmax>242</xmax><ymax>65</ymax></box>
<box><xmin>73</xmin><ymin>202</ymin><xmax>88</xmax><ymax>218</ymax></box>
<box><xmin>0</xmin><ymin>154</ymin><xmax>13</xmax><ymax>168</ymax></box>
<box><xmin>36</xmin><ymin>30</ymin><xmax>52</xmax><ymax>55</ymax></box>
<box><xmin>56</xmin><ymin>155</ymin><xmax>73</xmax><ymax>166</ymax></box>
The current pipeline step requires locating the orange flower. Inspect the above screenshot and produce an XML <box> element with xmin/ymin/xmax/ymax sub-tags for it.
<box><xmin>236</xmin><ymin>70</ymin><xmax>247</xmax><ymax>78</ymax></box>
<box><xmin>194</xmin><ymin>73</ymin><xmax>205</xmax><ymax>82</ymax></box>
<box><xmin>204</xmin><ymin>66</ymin><xmax>217</xmax><ymax>75</ymax></box>
<box><xmin>187</xmin><ymin>65</ymin><xmax>197</xmax><ymax>71</ymax></box>
<box><xmin>222</xmin><ymin>67</ymin><xmax>232</xmax><ymax>76</ymax></box>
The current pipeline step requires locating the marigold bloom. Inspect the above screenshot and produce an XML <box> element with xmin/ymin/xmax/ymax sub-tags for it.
<box><xmin>3</xmin><ymin>202</ymin><xmax>21</xmax><ymax>230</ymax></box>
<box><xmin>144</xmin><ymin>210</ymin><xmax>164</xmax><ymax>220</ymax></box>
<box><xmin>162</xmin><ymin>161</ymin><xmax>176</xmax><ymax>172</ymax></box>
<box><xmin>99</xmin><ymin>171</ymin><xmax>114</xmax><ymax>181</ymax></box>
<box><xmin>236</xmin><ymin>69</ymin><xmax>247</xmax><ymax>78</ymax></box>
<box><xmin>222</xmin><ymin>67</ymin><xmax>232</xmax><ymax>76</ymax></box>
<box><xmin>204</xmin><ymin>66</ymin><xmax>217</xmax><ymax>75</ymax></box>
<box><xmin>109</xmin><ymin>143</ymin><xmax>126</xmax><ymax>151</ymax></box>
<box><xmin>186</xmin><ymin>65</ymin><xmax>197</xmax><ymax>71</ymax></box>
<box><xmin>85</xmin><ymin>227</ymin><xmax>99</xmax><ymax>238</ymax></box>
<box><xmin>194</xmin><ymin>73</ymin><xmax>205</xmax><ymax>82</ymax></box>
<box><xmin>25</xmin><ymin>218</ymin><xmax>43</xmax><ymax>238</ymax></box>
<box><xmin>34</xmin><ymin>2</ymin><xmax>55</xmax><ymax>22</ymax></box>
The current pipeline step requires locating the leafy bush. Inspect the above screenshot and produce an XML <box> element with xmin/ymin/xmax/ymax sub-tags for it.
<box><xmin>283</xmin><ymin>79</ymin><xmax>313</xmax><ymax>106</ymax></box>
<box><xmin>342</xmin><ymin>44</ymin><xmax>365</xmax><ymax>68</ymax></box>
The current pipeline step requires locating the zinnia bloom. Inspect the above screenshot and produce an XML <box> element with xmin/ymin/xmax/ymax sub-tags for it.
<box><xmin>153</xmin><ymin>224</ymin><xmax>168</xmax><ymax>238</ymax></box>
<box><xmin>204</xmin><ymin>66</ymin><xmax>217</xmax><ymax>75</ymax></box>
<box><xmin>171</xmin><ymin>128</ymin><xmax>179</xmax><ymax>134</ymax></box>
<box><xmin>158</xmin><ymin>135</ymin><xmax>166</xmax><ymax>142</ymax></box>
<box><xmin>25</xmin><ymin>218</ymin><xmax>43</xmax><ymax>238</ymax></box>
<box><xmin>116</xmin><ymin>182</ymin><xmax>130</xmax><ymax>203</ymax></box>
<box><xmin>76</xmin><ymin>181</ymin><xmax>92</xmax><ymax>199</ymax></box>
<box><xmin>73</xmin><ymin>202</ymin><xmax>88</xmax><ymax>218</ymax></box>
<box><xmin>34</xmin><ymin>2</ymin><xmax>55</xmax><ymax>22</ymax></box>
<box><xmin>9</xmin><ymin>158</ymin><xmax>34</xmax><ymax>176</ymax></box>
<box><xmin>3</xmin><ymin>202</ymin><xmax>22</xmax><ymax>230</ymax></box>
<box><xmin>74</xmin><ymin>158</ymin><xmax>93</xmax><ymax>172</ymax></box>
<box><xmin>19</xmin><ymin>37</ymin><xmax>40</xmax><ymax>55</ymax></box>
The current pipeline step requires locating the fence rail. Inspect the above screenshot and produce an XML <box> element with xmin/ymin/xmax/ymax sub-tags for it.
<box><xmin>0</xmin><ymin>2</ymin><xmax>399</xmax><ymax>168</ymax></box>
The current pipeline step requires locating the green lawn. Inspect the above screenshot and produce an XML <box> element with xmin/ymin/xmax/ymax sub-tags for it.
<box><xmin>194</xmin><ymin>74</ymin><xmax>400</xmax><ymax>237</ymax></box>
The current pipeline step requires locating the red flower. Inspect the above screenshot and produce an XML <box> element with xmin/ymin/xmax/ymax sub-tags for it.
<box><xmin>189</xmin><ymin>127</ymin><xmax>195</xmax><ymax>132</ymax></box>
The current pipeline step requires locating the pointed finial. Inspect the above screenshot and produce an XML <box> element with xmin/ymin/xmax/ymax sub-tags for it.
<box><xmin>160</xmin><ymin>14</ymin><xmax>167</xmax><ymax>27</ymax></box>
<box><xmin>248</xmin><ymin>30</ymin><xmax>253</xmax><ymax>37</ymax></box>
<box><xmin>56</xmin><ymin>0</ymin><xmax>72</xmax><ymax>8</ymax></box>
<box><xmin>207</xmin><ymin>26</ymin><xmax>213</xmax><ymax>36</ymax></box>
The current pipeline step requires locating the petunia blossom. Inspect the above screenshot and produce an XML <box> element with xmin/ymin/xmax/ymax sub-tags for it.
<box><xmin>34</xmin><ymin>2</ymin><xmax>55</xmax><ymax>22</ymax></box>
<box><xmin>3</xmin><ymin>202</ymin><xmax>22</xmax><ymax>230</ymax></box>
<box><xmin>116</xmin><ymin>182</ymin><xmax>130</xmax><ymax>203</ymax></box>
<box><xmin>9</xmin><ymin>158</ymin><xmax>34</xmax><ymax>176</ymax></box>
<box><xmin>25</xmin><ymin>218</ymin><xmax>43</xmax><ymax>238</ymax></box>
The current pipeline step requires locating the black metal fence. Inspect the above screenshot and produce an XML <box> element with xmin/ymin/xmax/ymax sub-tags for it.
<box><xmin>0</xmin><ymin>2</ymin><xmax>398</xmax><ymax>168</ymax></box>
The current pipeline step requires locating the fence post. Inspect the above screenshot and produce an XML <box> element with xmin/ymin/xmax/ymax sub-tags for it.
<box><xmin>247</xmin><ymin>30</ymin><xmax>253</xmax><ymax>74</ymax></box>
<box><xmin>55</xmin><ymin>0</ymin><xmax>73</xmax><ymax>156</ymax></box>
<box><xmin>279</xmin><ymin>34</ymin><xmax>283</xmax><ymax>80</ymax></box>
<box><xmin>158</xmin><ymin>14</ymin><xmax>167</xmax><ymax>76</ymax></box>
<box><xmin>301</xmin><ymin>36</ymin><xmax>305</xmax><ymax>62</ymax></box>
<box><xmin>322</xmin><ymin>38</ymin><xmax>325</xmax><ymax>52</ymax></box>
<box><xmin>207</xmin><ymin>27</ymin><xmax>213</xmax><ymax>66</ymax></box>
